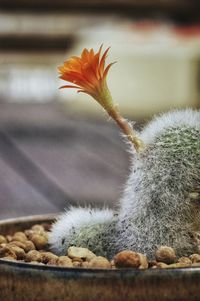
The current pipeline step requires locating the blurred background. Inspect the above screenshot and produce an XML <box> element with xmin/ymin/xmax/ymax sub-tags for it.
<box><xmin>0</xmin><ymin>0</ymin><xmax>199</xmax><ymax>219</ymax></box>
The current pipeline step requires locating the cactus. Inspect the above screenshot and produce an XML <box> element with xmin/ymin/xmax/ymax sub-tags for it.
<box><xmin>117</xmin><ymin>109</ymin><xmax>200</xmax><ymax>258</ymax></box>
<box><xmin>50</xmin><ymin>46</ymin><xmax>200</xmax><ymax>259</ymax></box>
<box><xmin>49</xmin><ymin>207</ymin><xmax>116</xmax><ymax>258</ymax></box>
<box><xmin>49</xmin><ymin>109</ymin><xmax>200</xmax><ymax>259</ymax></box>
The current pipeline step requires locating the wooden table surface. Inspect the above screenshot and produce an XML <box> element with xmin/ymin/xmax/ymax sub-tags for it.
<box><xmin>0</xmin><ymin>103</ymin><xmax>130</xmax><ymax>220</ymax></box>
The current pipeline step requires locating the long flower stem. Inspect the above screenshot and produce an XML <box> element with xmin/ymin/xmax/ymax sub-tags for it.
<box><xmin>108</xmin><ymin>107</ymin><xmax>144</xmax><ymax>152</ymax></box>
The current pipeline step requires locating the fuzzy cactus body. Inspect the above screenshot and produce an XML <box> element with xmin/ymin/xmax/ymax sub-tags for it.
<box><xmin>117</xmin><ymin>110</ymin><xmax>200</xmax><ymax>258</ymax></box>
<box><xmin>49</xmin><ymin>109</ymin><xmax>200</xmax><ymax>259</ymax></box>
<box><xmin>68</xmin><ymin>219</ymin><xmax>117</xmax><ymax>258</ymax></box>
<box><xmin>49</xmin><ymin>207</ymin><xmax>116</xmax><ymax>257</ymax></box>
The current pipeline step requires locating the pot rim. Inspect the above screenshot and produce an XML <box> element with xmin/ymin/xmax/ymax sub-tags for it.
<box><xmin>0</xmin><ymin>213</ymin><xmax>58</xmax><ymax>226</ymax></box>
<box><xmin>0</xmin><ymin>213</ymin><xmax>200</xmax><ymax>278</ymax></box>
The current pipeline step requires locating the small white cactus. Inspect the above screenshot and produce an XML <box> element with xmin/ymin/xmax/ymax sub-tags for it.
<box><xmin>49</xmin><ymin>207</ymin><xmax>114</xmax><ymax>256</ymax></box>
<box><xmin>49</xmin><ymin>109</ymin><xmax>200</xmax><ymax>259</ymax></box>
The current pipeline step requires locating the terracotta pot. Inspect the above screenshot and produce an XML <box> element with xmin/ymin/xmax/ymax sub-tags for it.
<box><xmin>0</xmin><ymin>214</ymin><xmax>200</xmax><ymax>301</ymax></box>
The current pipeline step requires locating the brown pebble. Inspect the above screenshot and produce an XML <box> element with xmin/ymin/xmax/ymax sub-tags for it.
<box><xmin>12</xmin><ymin>232</ymin><xmax>27</xmax><ymax>242</ymax></box>
<box><xmin>110</xmin><ymin>259</ymin><xmax>116</xmax><ymax>269</ymax></box>
<box><xmin>1</xmin><ymin>256</ymin><xmax>16</xmax><ymax>261</ymax></box>
<box><xmin>23</xmin><ymin>240</ymin><xmax>36</xmax><ymax>252</ymax></box>
<box><xmin>155</xmin><ymin>246</ymin><xmax>176</xmax><ymax>264</ymax></box>
<box><xmin>8</xmin><ymin>241</ymin><xmax>26</xmax><ymax>249</ymax></box>
<box><xmin>114</xmin><ymin>251</ymin><xmax>141</xmax><ymax>268</ymax></box>
<box><xmin>178</xmin><ymin>257</ymin><xmax>192</xmax><ymax>266</ymax></box>
<box><xmin>138</xmin><ymin>253</ymin><xmax>148</xmax><ymax>269</ymax></box>
<box><xmin>156</xmin><ymin>262</ymin><xmax>169</xmax><ymax>268</ymax></box>
<box><xmin>6</xmin><ymin>235</ymin><xmax>13</xmax><ymax>243</ymax></box>
<box><xmin>8</xmin><ymin>240</ymin><xmax>35</xmax><ymax>253</ymax></box>
<box><xmin>31</xmin><ymin>224</ymin><xmax>45</xmax><ymax>233</ymax></box>
<box><xmin>47</xmin><ymin>258</ymin><xmax>58</xmax><ymax>266</ymax></box>
<box><xmin>57</xmin><ymin>256</ymin><xmax>73</xmax><ymax>267</ymax></box>
<box><xmin>24</xmin><ymin>230</ymin><xmax>35</xmax><ymax>240</ymax></box>
<box><xmin>151</xmin><ymin>265</ymin><xmax>158</xmax><ymax>269</ymax></box>
<box><xmin>67</xmin><ymin>246</ymin><xmax>96</xmax><ymax>261</ymax></box>
<box><xmin>165</xmin><ymin>262</ymin><xmax>189</xmax><ymax>269</ymax></box>
<box><xmin>81</xmin><ymin>261</ymin><xmax>89</xmax><ymax>268</ymax></box>
<box><xmin>29</xmin><ymin>261</ymin><xmax>44</xmax><ymax>265</ymax></box>
<box><xmin>191</xmin><ymin>262</ymin><xmax>200</xmax><ymax>267</ymax></box>
<box><xmin>0</xmin><ymin>235</ymin><xmax>7</xmax><ymax>244</ymax></box>
<box><xmin>31</xmin><ymin>234</ymin><xmax>48</xmax><ymax>250</ymax></box>
<box><xmin>71</xmin><ymin>257</ymin><xmax>83</xmax><ymax>263</ymax></box>
<box><xmin>26</xmin><ymin>250</ymin><xmax>42</xmax><ymax>262</ymax></box>
<box><xmin>87</xmin><ymin>256</ymin><xmax>111</xmax><ymax>269</ymax></box>
<box><xmin>73</xmin><ymin>261</ymin><xmax>82</xmax><ymax>267</ymax></box>
<box><xmin>9</xmin><ymin>246</ymin><xmax>26</xmax><ymax>260</ymax></box>
<box><xmin>148</xmin><ymin>260</ymin><xmax>157</xmax><ymax>268</ymax></box>
<box><xmin>0</xmin><ymin>246</ymin><xmax>17</xmax><ymax>259</ymax></box>
<box><xmin>40</xmin><ymin>252</ymin><xmax>58</xmax><ymax>264</ymax></box>
<box><xmin>189</xmin><ymin>254</ymin><xmax>200</xmax><ymax>263</ymax></box>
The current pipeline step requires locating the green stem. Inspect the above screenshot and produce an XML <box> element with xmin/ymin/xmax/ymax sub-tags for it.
<box><xmin>108</xmin><ymin>107</ymin><xmax>144</xmax><ymax>152</ymax></box>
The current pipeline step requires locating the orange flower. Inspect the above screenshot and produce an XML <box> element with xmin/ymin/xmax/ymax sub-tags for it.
<box><xmin>58</xmin><ymin>45</ymin><xmax>115</xmax><ymax>111</ymax></box>
<box><xmin>58</xmin><ymin>45</ymin><xmax>144</xmax><ymax>151</ymax></box>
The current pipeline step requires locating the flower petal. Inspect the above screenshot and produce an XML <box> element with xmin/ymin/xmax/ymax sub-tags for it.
<box><xmin>81</xmin><ymin>48</ymin><xmax>90</xmax><ymax>61</ymax></box>
<box><xmin>58</xmin><ymin>45</ymin><xmax>114</xmax><ymax>106</ymax></box>
<box><xmin>103</xmin><ymin>62</ymin><xmax>116</xmax><ymax>78</ymax></box>
<box><xmin>99</xmin><ymin>47</ymin><xmax>110</xmax><ymax>77</ymax></box>
<box><xmin>59</xmin><ymin>84</ymin><xmax>81</xmax><ymax>89</ymax></box>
